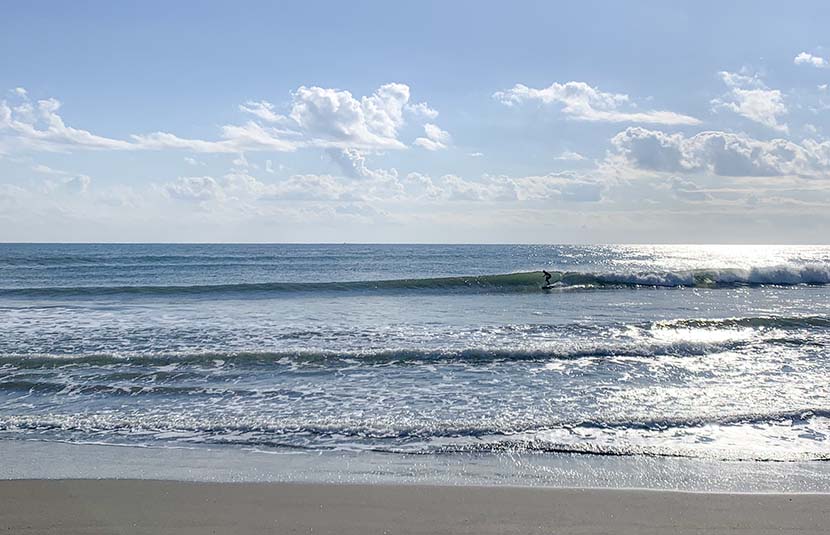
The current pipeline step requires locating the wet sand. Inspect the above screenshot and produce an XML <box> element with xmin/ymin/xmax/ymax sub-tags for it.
<box><xmin>1</xmin><ymin>480</ymin><xmax>828</xmax><ymax>534</ymax></box>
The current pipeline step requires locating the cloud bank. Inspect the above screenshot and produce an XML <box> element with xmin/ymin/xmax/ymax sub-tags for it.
<box><xmin>1</xmin><ymin>84</ymin><xmax>449</xmax><ymax>154</ymax></box>
<box><xmin>611</xmin><ymin>126</ymin><xmax>830</xmax><ymax>178</ymax></box>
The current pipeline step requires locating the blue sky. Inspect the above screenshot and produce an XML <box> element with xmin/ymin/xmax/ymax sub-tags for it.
<box><xmin>2</xmin><ymin>1</ymin><xmax>830</xmax><ymax>242</ymax></box>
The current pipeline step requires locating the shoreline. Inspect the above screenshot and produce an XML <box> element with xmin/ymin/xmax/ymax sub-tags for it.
<box><xmin>2</xmin><ymin>479</ymin><xmax>829</xmax><ymax>534</ymax></box>
<box><xmin>6</xmin><ymin>476</ymin><xmax>830</xmax><ymax>496</ymax></box>
<box><xmin>4</xmin><ymin>439</ymin><xmax>830</xmax><ymax>493</ymax></box>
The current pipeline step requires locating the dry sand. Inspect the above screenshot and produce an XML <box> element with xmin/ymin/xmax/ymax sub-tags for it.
<box><xmin>1</xmin><ymin>480</ymin><xmax>828</xmax><ymax>534</ymax></box>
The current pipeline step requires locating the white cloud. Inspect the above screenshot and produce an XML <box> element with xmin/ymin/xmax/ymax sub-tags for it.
<box><xmin>554</xmin><ymin>150</ymin><xmax>586</xmax><ymax>161</ymax></box>
<box><xmin>794</xmin><ymin>52</ymin><xmax>828</xmax><ymax>68</ymax></box>
<box><xmin>161</xmin><ymin>171</ymin><xmax>359</xmax><ymax>205</ymax></box>
<box><xmin>268</xmin><ymin>174</ymin><xmax>348</xmax><ymax>201</ymax></box>
<box><xmin>439</xmin><ymin>174</ymin><xmax>514</xmax><ymax>201</ymax></box>
<box><xmin>148</xmin><ymin>83</ymin><xmax>430</xmax><ymax>152</ymax></box>
<box><xmin>37</xmin><ymin>172</ymin><xmax>93</xmax><ymax>195</ymax></box>
<box><xmin>288</xmin><ymin>83</ymin><xmax>410</xmax><ymax>149</ymax></box>
<box><xmin>327</xmin><ymin>148</ymin><xmax>399</xmax><ymax>182</ymax></box>
<box><xmin>711</xmin><ymin>71</ymin><xmax>788</xmax><ymax>132</ymax></box>
<box><xmin>162</xmin><ymin>176</ymin><xmax>225</xmax><ymax>202</ymax></box>
<box><xmin>239</xmin><ymin>100</ymin><xmax>287</xmax><ymax>123</ymax></box>
<box><xmin>1</xmin><ymin>95</ymin><xmax>134</xmax><ymax>152</ymax></box>
<box><xmin>405</xmin><ymin>101</ymin><xmax>439</xmax><ymax>120</ymax></box>
<box><xmin>156</xmin><ymin>163</ymin><xmax>606</xmax><ymax>207</ymax></box>
<box><xmin>404</xmin><ymin>172</ymin><xmax>443</xmax><ymax>199</ymax></box>
<box><xmin>32</xmin><ymin>163</ymin><xmax>69</xmax><ymax>175</ymax></box>
<box><xmin>218</xmin><ymin>122</ymin><xmax>302</xmax><ymax>151</ymax></box>
<box><xmin>397</xmin><ymin>172</ymin><xmax>603</xmax><ymax>203</ymax></box>
<box><xmin>29</xmin><ymin>163</ymin><xmax>92</xmax><ymax>195</ymax></box>
<box><xmin>611</xmin><ymin>126</ymin><xmax>830</xmax><ymax>178</ymax></box>
<box><xmin>493</xmin><ymin>81</ymin><xmax>701</xmax><ymax>125</ymax></box>
<box><xmin>63</xmin><ymin>174</ymin><xmax>92</xmax><ymax>194</ymax></box>
<box><xmin>2</xmin><ymin>83</ymin><xmax>441</xmax><ymax>155</ymax></box>
<box><xmin>510</xmin><ymin>172</ymin><xmax>604</xmax><ymax>202</ymax></box>
<box><xmin>414</xmin><ymin>123</ymin><xmax>451</xmax><ymax>151</ymax></box>
<box><xmin>128</xmin><ymin>132</ymin><xmax>240</xmax><ymax>153</ymax></box>
<box><xmin>231</xmin><ymin>153</ymin><xmax>257</xmax><ymax>170</ymax></box>
<box><xmin>148</xmin><ymin>156</ymin><xmax>616</xmax><ymax>211</ymax></box>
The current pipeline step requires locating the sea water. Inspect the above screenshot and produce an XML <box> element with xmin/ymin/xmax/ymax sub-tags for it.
<box><xmin>1</xmin><ymin>244</ymin><xmax>829</xmax><ymax>489</ymax></box>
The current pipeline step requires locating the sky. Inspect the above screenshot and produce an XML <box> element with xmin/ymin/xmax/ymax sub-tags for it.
<box><xmin>2</xmin><ymin>1</ymin><xmax>830</xmax><ymax>243</ymax></box>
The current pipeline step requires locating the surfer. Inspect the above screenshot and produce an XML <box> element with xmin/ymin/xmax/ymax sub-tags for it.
<box><xmin>542</xmin><ymin>270</ymin><xmax>552</xmax><ymax>286</ymax></box>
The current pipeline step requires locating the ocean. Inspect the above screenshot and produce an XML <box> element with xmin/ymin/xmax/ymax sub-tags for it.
<box><xmin>2</xmin><ymin>243</ymin><xmax>830</xmax><ymax>489</ymax></box>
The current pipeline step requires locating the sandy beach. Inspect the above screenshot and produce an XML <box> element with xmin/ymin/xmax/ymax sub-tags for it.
<box><xmin>0</xmin><ymin>480</ymin><xmax>827</xmax><ymax>534</ymax></box>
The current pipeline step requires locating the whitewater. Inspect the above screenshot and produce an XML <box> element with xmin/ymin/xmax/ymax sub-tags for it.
<box><xmin>1</xmin><ymin>243</ymin><xmax>830</xmax><ymax>488</ymax></box>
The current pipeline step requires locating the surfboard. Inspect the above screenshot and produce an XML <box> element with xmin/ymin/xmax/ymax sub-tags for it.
<box><xmin>541</xmin><ymin>284</ymin><xmax>555</xmax><ymax>290</ymax></box>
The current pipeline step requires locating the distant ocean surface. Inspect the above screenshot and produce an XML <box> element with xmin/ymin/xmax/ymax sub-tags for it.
<box><xmin>2</xmin><ymin>244</ymin><xmax>830</xmax><ymax>483</ymax></box>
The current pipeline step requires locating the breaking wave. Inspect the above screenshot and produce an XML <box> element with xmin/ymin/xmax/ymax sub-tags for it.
<box><xmin>2</xmin><ymin>264</ymin><xmax>829</xmax><ymax>298</ymax></box>
<box><xmin>2</xmin><ymin>409</ymin><xmax>828</xmax><ymax>462</ymax></box>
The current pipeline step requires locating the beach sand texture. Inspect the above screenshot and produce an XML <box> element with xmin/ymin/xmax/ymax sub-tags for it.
<box><xmin>1</xmin><ymin>480</ymin><xmax>828</xmax><ymax>534</ymax></box>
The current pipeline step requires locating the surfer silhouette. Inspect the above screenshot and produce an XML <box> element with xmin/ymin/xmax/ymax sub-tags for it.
<box><xmin>542</xmin><ymin>270</ymin><xmax>552</xmax><ymax>286</ymax></box>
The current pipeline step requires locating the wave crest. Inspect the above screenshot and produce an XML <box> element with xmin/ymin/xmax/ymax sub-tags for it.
<box><xmin>1</xmin><ymin>264</ymin><xmax>829</xmax><ymax>298</ymax></box>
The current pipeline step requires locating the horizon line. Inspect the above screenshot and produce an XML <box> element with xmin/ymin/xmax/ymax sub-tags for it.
<box><xmin>0</xmin><ymin>242</ymin><xmax>826</xmax><ymax>247</ymax></box>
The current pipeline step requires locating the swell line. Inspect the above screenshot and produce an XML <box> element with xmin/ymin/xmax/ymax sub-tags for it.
<box><xmin>1</xmin><ymin>264</ymin><xmax>829</xmax><ymax>298</ymax></box>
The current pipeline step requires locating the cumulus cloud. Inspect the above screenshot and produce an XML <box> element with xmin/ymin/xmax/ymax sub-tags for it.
<box><xmin>327</xmin><ymin>148</ymin><xmax>399</xmax><ymax>182</ymax></box>
<box><xmin>162</xmin><ymin>176</ymin><xmax>225</xmax><ymax>202</ymax></box>
<box><xmin>287</xmin><ymin>83</ymin><xmax>411</xmax><ymax>149</ymax></box>
<box><xmin>794</xmin><ymin>52</ymin><xmax>828</xmax><ymax>68</ymax></box>
<box><xmin>493</xmin><ymin>81</ymin><xmax>701</xmax><ymax>125</ymax></box>
<box><xmin>414</xmin><ymin>123</ymin><xmax>451</xmax><ymax>151</ymax></box>
<box><xmin>611</xmin><ymin>126</ymin><xmax>830</xmax><ymax>178</ymax></box>
<box><xmin>403</xmin><ymin>172</ymin><xmax>444</xmax><ymax>199</ymax></box>
<box><xmin>711</xmin><ymin>71</ymin><xmax>788</xmax><ymax>132</ymax></box>
<box><xmin>405</xmin><ymin>101</ymin><xmax>439</xmax><ymax>120</ymax></box>
<box><xmin>2</xmin><ymin>84</ymin><xmax>445</xmax><ymax>154</ymax></box>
